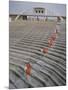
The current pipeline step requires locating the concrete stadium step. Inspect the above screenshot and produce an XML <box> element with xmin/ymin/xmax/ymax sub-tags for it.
<box><xmin>9</xmin><ymin>66</ymin><xmax>34</xmax><ymax>88</ymax></box>
<box><xmin>9</xmin><ymin>59</ymin><xmax>65</xmax><ymax>86</ymax></box>
<box><xmin>9</xmin><ymin>56</ymin><xmax>66</xmax><ymax>81</ymax></box>
<box><xmin>9</xmin><ymin>42</ymin><xmax>65</xmax><ymax>51</ymax></box>
<box><xmin>9</xmin><ymin>51</ymin><xmax>66</xmax><ymax>78</ymax></box>
<box><xmin>9</xmin><ymin>46</ymin><xmax>66</xmax><ymax>65</ymax></box>
<box><xmin>10</xmin><ymin>45</ymin><xmax>65</xmax><ymax>58</ymax></box>
<box><xmin>10</xmin><ymin>49</ymin><xmax>65</xmax><ymax>70</ymax></box>
<box><xmin>9</xmin><ymin>47</ymin><xmax>66</xmax><ymax>68</ymax></box>
<box><xmin>9</xmin><ymin>52</ymin><xmax>66</xmax><ymax>73</ymax></box>
<box><xmin>9</xmin><ymin>83</ymin><xmax>16</xmax><ymax>89</ymax></box>
<box><xmin>10</xmin><ymin>49</ymin><xmax>65</xmax><ymax>65</ymax></box>
<box><xmin>11</xmin><ymin>41</ymin><xmax>66</xmax><ymax>55</ymax></box>
<box><xmin>10</xmin><ymin>62</ymin><xmax>48</xmax><ymax>87</ymax></box>
<box><xmin>9</xmin><ymin>21</ymin><xmax>66</xmax><ymax>88</ymax></box>
<box><xmin>9</xmin><ymin>58</ymin><xmax>65</xmax><ymax>86</ymax></box>
<box><xmin>10</xmin><ymin>56</ymin><xmax>63</xmax><ymax>78</ymax></box>
<box><xmin>17</xmin><ymin>40</ymin><xmax>66</xmax><ymax>49</ymax></box>
<box><xmin>9</xmin><ymin>70</ymin><xmax>29</xmax><ymax>88</ymax></box>
<box><xmin>16</xmin><ymin>39</ymin><xmax>66</xmax><ymax>51</ymax></box>
<box><xmin>10</xmin><ymin>43</ymin><xmax>66</xmax><ymax>58</ymax></box>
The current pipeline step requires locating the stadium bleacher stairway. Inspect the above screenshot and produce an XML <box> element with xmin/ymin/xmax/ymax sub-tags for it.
<box><xmin>9</xmin><ymin>21</ymin><xmax>66</xmax><ymax>89</ymax></box>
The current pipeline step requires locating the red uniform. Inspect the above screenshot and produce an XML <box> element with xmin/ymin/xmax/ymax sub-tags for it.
<box><xmin>41</xmin><ymin>48</ymin><xmax>48</xmax><ymax>54</ymax></box>
<box><xmin>25</xmin><ymin>63</ymin><xmax>32</xmax><ymax>79</ymax></box>
<box><xmin>48</xmin><ymin>33</ymin><xmax>57</xmax><ymax>47</ymax></box>
<box><xmin>48</xmin><ymin>38</ymin><xmax>54</xmax><ymax>47</ymax></box>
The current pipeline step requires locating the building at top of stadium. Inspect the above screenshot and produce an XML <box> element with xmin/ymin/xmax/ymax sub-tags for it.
<box><xmin>9</xmin><ymin>1</ymin><xmax>66</xmax><ymax>21</ymax></box>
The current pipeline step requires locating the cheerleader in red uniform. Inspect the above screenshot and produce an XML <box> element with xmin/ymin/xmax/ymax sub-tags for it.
<box><xmin>24</xmin><ymin>63</ymin><xmax>32</xmax><ymax>79</ymax></box>
<box><xmin>41</xmin><ymin>47</ymin><xmax>48</xmax><ymax>54</ymax></box>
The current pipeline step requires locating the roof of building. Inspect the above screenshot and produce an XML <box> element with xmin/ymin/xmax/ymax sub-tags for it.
<box><xmin>9</xmin><ymin>1</ymin><xmax>66</xmax><ymax>17</ymax></box>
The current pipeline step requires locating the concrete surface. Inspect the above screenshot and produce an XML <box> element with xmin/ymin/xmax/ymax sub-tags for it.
<box><xmin>9</xmin><ymin>20</ymin><xmax>66</xmax><ymax>89</ymax></box>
